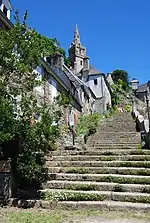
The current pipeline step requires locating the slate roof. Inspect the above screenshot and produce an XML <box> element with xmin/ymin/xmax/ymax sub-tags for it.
<box><xmin>63</xmin><ymin>64</ymin><xmax>81</xmax><ymax>88</ymax></box>
<box><xmin>63</xmin><ymin>64</ymin><xmax>91</xmax><ymax>98</ymax></box>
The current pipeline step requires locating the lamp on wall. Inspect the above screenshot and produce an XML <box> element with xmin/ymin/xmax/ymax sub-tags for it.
<box><xmin>130</xmin><ymin>78</ymin><xmax>139</xmax><ymax>91</ymax></box>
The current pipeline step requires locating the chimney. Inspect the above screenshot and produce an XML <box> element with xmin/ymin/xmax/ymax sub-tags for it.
<box><xmin>147</xmin><ymin>81</ymin><xmax>150</xmax><ymax>95</ymax></box>
<box><xmin>46</xmin><ymin>53</ymin><xmax>64</xmax><ymax>70</ymax></box>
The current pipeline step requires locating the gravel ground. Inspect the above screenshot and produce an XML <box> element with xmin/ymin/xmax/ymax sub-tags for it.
<box><xmin>0</xmin><ymin>207</ymin><xmax>150</xmax><ymax>223</ymax></box>
<box><xmin>62</xmin><ymin>217</ymin><xmax>150</xmax><ymax>223</ymax></box>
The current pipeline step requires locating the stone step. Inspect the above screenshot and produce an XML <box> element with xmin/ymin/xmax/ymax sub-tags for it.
<box><xmin>48</xmin><ymin>173</ymin><xmax>150</xmax><ymax>184</ymax></box>
<box><xmin>88</xmin><ymin>140</ymin><xmax>141</xmax><ymax>144</ymax></box>
<box><xmin>97</xmin><ymin>129</ymin><xmax>136</xmax><ymax>133</ymax></box>
<box><xmin>87</xmin><ymin>144</ymin><xmax>140</xmax><ymax>149</ymax></box>
<box><xmin>87</xmin><ymin>142</ymin><xmax>140</xmax><ymax>146</ymax></box>
<box><xmin>44</xmin><ymin>180</ymin><xmax>150</xmax><ymax>193</ymax></box>
<box><xmin>50</xmin><ymin>149</ymin><xmax>150</xmax><ymax>156</ymax></box>
<box><xmin>8</xmin><ymin>199</ymin><xmax>150</xmax><ymax>212</ymax></box>
<box><xmin>90</xmin><ymin>133</ymin><xmax>140</xmax><ymax>140</ymax></box>
<box><xmin>91</xmin><ymin>132</ymin><xmax>139</xmax><ymax>135</ymax></box>
<box><xmin>98</xmin><ymin>126</ymin><xmax>136</xmax><ymax>130</ymax></box>
<box><xmin>47</xmin><ymin>166</ymin><xmax>150</xmax><ymax>176</ymax></box>
<box><xmin>41</xmin><ymin>189</ymin><xmax>150</xmax><ymax>203</ymax></box>
<box><xmin>88</xmin><ymin>139</ymin><xmax>141</xmax><ymax>144</ymax></box>
<box><xmin>47</xmin><ymin>155</ymin><xmax>150</xmax><ymax>162</ymax></box>
<box><xmin>46</xmin><ymin>160</ymin><xmax>150</xmax><ymax>168</ymax></box>
<box><xmin>90</xmin><ymin>133</ymin><xmax>140</xmax><ymax>139</ymax></box>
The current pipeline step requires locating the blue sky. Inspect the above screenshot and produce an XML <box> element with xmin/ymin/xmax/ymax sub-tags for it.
<box><xmin>11</xmin><ymin>0</ymin><xmax>150</xmax><ymax>84</ymax></box>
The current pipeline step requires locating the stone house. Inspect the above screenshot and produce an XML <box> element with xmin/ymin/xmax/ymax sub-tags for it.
<box><xmin>0</xmin><ymin>2</ymin><xmax>94</xmax><ymax>127</ymax></box>
<box><xmin>34</xmin><ymin>55</ymin><xmax>94</xmax><ymax>127</ymax></box>
<box><xmin>68</xmin><ymin>25</ymin><xmax>112</xmax><ymax>113</ymax></box>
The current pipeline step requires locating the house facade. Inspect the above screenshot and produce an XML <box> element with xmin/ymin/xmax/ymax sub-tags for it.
<box><xmin>34</xmin><ymin>55</ymin><xmax>94</xmax><ymax>127</ymax></box>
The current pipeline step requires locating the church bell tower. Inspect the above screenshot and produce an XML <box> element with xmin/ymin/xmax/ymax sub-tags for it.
<box><xmin>68</xmin><ymin>25</ymin><xmax>89</xmax><ymax>74</ymax></box>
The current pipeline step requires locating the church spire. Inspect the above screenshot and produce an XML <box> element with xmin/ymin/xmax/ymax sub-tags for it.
<box><xmin>72</xmin><ymin>24</ymin><xmax>81</xmax><ymax>46</ymax></box>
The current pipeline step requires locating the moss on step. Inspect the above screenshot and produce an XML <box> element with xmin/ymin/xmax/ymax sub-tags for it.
<box><xmin>65</xmin><ymin>183</ymin><xmax>97</xmax><ymax>191</ymax></box>
<box><xmin>55</xmin><ymin>167</ymin><xmax>150</xmax><ymax>176</ymax></box>
<box><xmin>119</xmin><ymin>162</ymin><xmax>150</xmax><ymax>168</ymax></box>
<box><xmin>49</xmin><ymin>161</ymin><xmax>150</xmax><ymax>168</ymax></box>
<box><xmin>64</xmin><ymin>167</ymin><xmax>89</xmax><ymax>174</ymax></box>
<box><xmin>142</xmin><ymin>187</ymin><xmax>150</xmax><ymax>193</ymax></box>
<box><xmin>42</xmin><ymin>191</ymin><xmax>106</xmax><ymax>202</ymax></box>
<box><xmin>129</xmin><ymin>150</ymin><xmax>150</xmax><ymax>155</ymax></box>
<box><xmin>123</xmin><ymin>196</ymin><xmax>150</xmax><ymax>204</ymax></box>
<box><xmin>42</xmin><ymin>190</ymin><xmax>150</xmax><ymax>203</ymax></box>
<box><xmin>98</xmin><ymin>176</ymin><xmax>150</xmax><ymax>185</ymax></box>
<box><xmin>112</xmin><ymin>184</ymin><xmax>125</xmax><ymax>192</ymax></box>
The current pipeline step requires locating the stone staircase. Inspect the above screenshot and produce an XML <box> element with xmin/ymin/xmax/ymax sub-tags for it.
<box><xmin>12</xmin><ymin>112</ymin><xmax>150</xmax><ymax>211</ymax></box>
<box><xmin>40</xmin><ymin>112</ymin><xmax>150</xmax><ymax>211</ymax></box>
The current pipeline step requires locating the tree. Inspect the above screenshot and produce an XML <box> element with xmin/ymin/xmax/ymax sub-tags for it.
<box><xmin>0</xmin><ymin>12</ymin><xmax>65</xmax><ymax>188</ymax></box>
<box><xmin>111</xmin><ymin>69</ymin><xmax>129</xmax><ymax>90</ymax></box>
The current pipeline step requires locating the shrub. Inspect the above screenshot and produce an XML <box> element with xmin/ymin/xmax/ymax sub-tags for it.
<box><xmin>0</xmin><ymin>13</ymin><xmax>66</xmax><ymax>189</ymax></box>
<box><xmin>76</xmin><ymin>114</ymin><xmax>102</xmax><ymax>136</ymax></box>
<box><xmin>125</xmin><ymin>105</ymin><xmax>131</xmax><ymax>112</ymax></box>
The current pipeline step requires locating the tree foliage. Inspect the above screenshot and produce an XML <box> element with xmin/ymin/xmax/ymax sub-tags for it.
<box><xmin>111</xmin><ymin>69</ymin><xmax>129</xmax><ymax>90</ymax></box>
<box><xmin>0</xmin><ymin>12</ymin><xmax>66</xmax><ymax>188</ymax></box>
<box><xmin>76</xmin><ymin>114</ymin><xmax>102</xmax><ymax>136</ymax></box>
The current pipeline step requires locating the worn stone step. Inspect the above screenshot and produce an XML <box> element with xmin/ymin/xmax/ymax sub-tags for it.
<box><xmin>48</xmin><ymin>173</ymin><xmax>150</xmax><ymax>184</ymax></box>
<box><xmin>47</xmin><ymin>166</ymin><xmax>150</xmax><ymax>176</ymax></box>
<box><xmin>41</xmin><ymin>189</ymin><xmax>150</xmax><ymax>203</ymax></box>
<box><xmin>87</xmin><ymin>142</ymin><xmax>140</xmax><ymax>146</ymax></box>
<box><xmin>86</xmin><ymin>144</ymin><xmax>140</xmax><ymax>149</ymax></box>
<box><xmin>8</xmin><ymin>199</ymin><xmax>150</xmax><ymax>212</ymax></box>
<box><xmin>88</xmin><ymin>140</ymin><xmax>141</xmax><ymax>144</ymax></box>
<box><xmin>47</xmin><ymin>155</ymin><xmax>150</xmax><ymax>162</ymax></box>
<box><xmin>97</xmin><ymin>127</ymin><xmax>136</xmax><ymax>131</ymax></box>
<box><xmin>91</xmin><ymin>132</ymin><xmax>139</xmax><ymax>135</ymax></box>
<box><xmin>88</xmin><ymin>135</ymin><xmax>141</xmax><ymax>142</ymax></box>
<box><xmin>46</xmin><ymin>160</ymin><xmax>150</xmax><ymax>168</ymax></box>
<box><xmin>44</xmin><ymin>180</ymin><xmax>150</xmax><ymax>193</ymax></box>
<box><xmin>50</xmin><ymin>149</ymin><xmax>150</xmax><ymax>156</ymax></box>
<box><xmin>89</xmin><ymin>135</ymin><xmax>140</xmax><ymax>140</ymax></box>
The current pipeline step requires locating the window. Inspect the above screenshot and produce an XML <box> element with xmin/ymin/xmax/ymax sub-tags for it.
<box><xmin>0</xmin><ymin>0</ymin><xmax>2</xmax><ymax>6</ymax></box>
<box><xmin>94</xmin><ymin>79</ymin><xmax>98</xmax><ymax>85</ymax></box>
<box><xmin>71</xmin><ymin>86</ymin><xmax>75</xmax><ymax>95</ymax></box>
<box><xmin>3</xmin><ymin>6</ymin><xmax>7</xmax><ymax>16</ymax></box>
<box><xmin>80</xmin><ymin>60</ymin><xmax>83</xmax><ymax>66</ymax></box>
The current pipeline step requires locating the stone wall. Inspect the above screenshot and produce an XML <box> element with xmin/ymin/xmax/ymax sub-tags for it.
<box><xmin>94</xmin><ymin>97</ymin><xmax>105</xmax><ymax>114</ymax></box>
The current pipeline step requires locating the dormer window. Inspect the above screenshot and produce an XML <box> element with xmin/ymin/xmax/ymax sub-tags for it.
<box><xmin>3</xmin><ymin>6</ymin><xmax>7</xmax><ymax>16</ymax></box>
